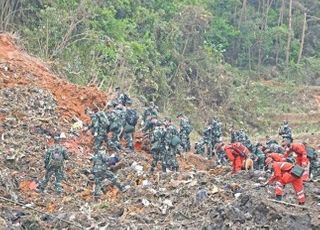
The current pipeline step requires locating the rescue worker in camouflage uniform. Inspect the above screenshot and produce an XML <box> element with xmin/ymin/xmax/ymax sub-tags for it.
<box><xmin>265</xmin><ymin>136</ymin><xmax>284</xmax><ymax>154</ymax></box>
<box><xmin>177</xmin><ymin>113</ymin><xmax>193</xmax><ymax>152</ymax></box>
<box><xmin>238</xmin><ymin>129</ymin><xmax>253</xmax><ymax>151</ymax></box>
<box><xmin>142</xmin><ymin>102</ymin><xmax>159</xmax><ymax>125</ymax></box>
<box><xmin>123</xmin><ymin>101</ymin><xmax>139</xmax><ymax>153</ymax></box>
<box><xmin>211</xmin><ymin>118</ymin><xmax>223</xmax><ymax>161</ymax></box>
<box><xmin>108</xmin><ymin>104</ymin><xmax>126</xmax><ymax>151</ymax></box>
<box><xmin>87</xmin><ymin>109</ymin><xmax>110</xmax><ymax>152</ymax></box>
<box><xmin>114</xmin><ymin>86</ymin><xmax>132</xmax><ymax>106</ymax></box>
<box><xmin>203</xmin><ymin>122</ymin><xmax>213</xmax><ymax>159</ymax></box>
<box><xmin>252</xmin><ymin>143</ymin><xmax>265</xmax><ymax>170</ymax></box>
<box><xmin>92</xmin><ymin>149</ymin><xmax>125</xmax><ymax>197</ymax></box>
<box><xmin>214</xmin><ymin>143</ymin><xmax>228</xmax><ymax>165</ymax></box>
<box><xmin>230</xmin><ymin>125</ymin><xmax>240</xmax><ymax>143</ymax></box>
<box><xmin>150</xmin><ymin>121</ymin><xmax>166</xmax><ymax>172</ymax></box>
<box><xmin>195</xmin><ymin>138</ymin><xmax>206</xmax><ymax>155</ymax></box>
<box><xmin>304</xmin><ymin>142</ymin><xmax>319</xmax><ymax>180</ymax></box>
<box><xmin>38</xmin><ymin>133</ymin><xmax>69</xmax><ymax>194</ymax></box>
<box><xmin>164</xmin><ymin>119</ymin><xmax>180</xmax><ymax>172</ymax></box>
<box><xmin>278</xmin><ymin>120</ymin><xmax>293</xmax><ymax>143</ymax></box>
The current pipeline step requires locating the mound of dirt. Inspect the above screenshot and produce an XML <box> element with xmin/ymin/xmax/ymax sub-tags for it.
<box><xmin>0</xmin><ymin>34</ymin><xmax>107</xmax><ymax>122</ymax></box>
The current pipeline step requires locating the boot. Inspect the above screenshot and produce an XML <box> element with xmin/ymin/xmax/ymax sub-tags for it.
<box><xmin>276</xmin><ymin>195</ymin><xmax>282</xmax><ymax>201</ymax></box>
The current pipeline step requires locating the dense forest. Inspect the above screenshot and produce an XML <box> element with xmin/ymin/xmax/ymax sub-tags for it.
<box><xmin>1</xmin><ymin>0</ymin><xmax>320</xmax><ymax>134</ymax></box>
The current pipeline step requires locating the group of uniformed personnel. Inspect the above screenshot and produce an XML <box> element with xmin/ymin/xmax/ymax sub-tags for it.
<box><xmin>37</xmin><ymin>87</ymin><xmax>320</xmax><ymax>200</ymax></box>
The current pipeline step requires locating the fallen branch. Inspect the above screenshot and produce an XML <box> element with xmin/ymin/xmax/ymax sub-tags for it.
<box><xmin>0</xmin><ymin>196</ymin><xmax>83</xmax><ymax>229</ymax></box>
<box><xmin>267</xmin><ymin>198</ymin><xmax>318</xmax><ymax>211</ymax></box>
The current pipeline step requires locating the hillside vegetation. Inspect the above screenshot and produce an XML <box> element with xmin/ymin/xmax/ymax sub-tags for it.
<box><xmin>1</xmin><ymin>0</ymin><xmax>320</xmax><ymax>135</ymax></box>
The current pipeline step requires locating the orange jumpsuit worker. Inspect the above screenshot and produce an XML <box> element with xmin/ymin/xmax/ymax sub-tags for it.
<box><xmin>283</xmin><ymin>142</ymin><xmax>310</xmax><ymax>181</ymax></box>
<box><xmin>266</xmin><ymin>152</ymin><xmax>285</xmax><ymax>162</ymax></box>
<box><xmin>263</xmin><ymin>157</ymin><xmax>305</xmax><ymax>205</ymax></box>
<box><xmin>221</xmin><ymin>142</ymin><xmax>250</xmax><ymax>174</ymax></box>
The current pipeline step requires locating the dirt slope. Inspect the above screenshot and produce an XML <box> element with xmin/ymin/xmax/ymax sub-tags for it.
<box><xmin>0</xmin><ymin>34</ymin><xmax>107</xmax><ymax>122</ymax></box>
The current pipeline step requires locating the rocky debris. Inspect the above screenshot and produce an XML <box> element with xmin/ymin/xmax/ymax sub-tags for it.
<box><xmin>0</xmin><ymin>33</ymin><xmax>320</xmax><ymax>229</ymax></box>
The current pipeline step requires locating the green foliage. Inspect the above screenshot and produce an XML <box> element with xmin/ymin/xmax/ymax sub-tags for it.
<box><xmin>4</xmin><ymin>0</ymin><xmax>320</xmax><ymax>133</ymax></box>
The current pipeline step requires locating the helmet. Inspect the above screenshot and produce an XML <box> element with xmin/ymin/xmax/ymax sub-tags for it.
<box><xmin>265</xmin><ymin>157</ymin><xmax>273</xmax><ymax>165</ymax></box>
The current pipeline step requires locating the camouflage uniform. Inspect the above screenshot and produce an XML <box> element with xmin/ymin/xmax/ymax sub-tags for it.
<box><xmin>215</xmin><ymin>145</ymin><xmax>228</xmax><ymax>165</ymax></box>
<box><xmin>150</xmin><ymin>123</ymin><xmax>166</xmax><ymax>172</ymax></box>
<box><xmin>211</xmin><ymin>121</ymin><xmax>223</xmax><ymax>161</ymax></box>
<box><xmin>238</xmin><ymin>129</ymin><xmax>253</xmax><ymax>151</ymax></box>
<box><xmin>306</xmin><ymin>146</ymin><xmax>319</xmax><ymax>179</ymax></box>
<box><xmin>178</xmin><ymin>116</ymin><xmax>193</xmax><ymax>152</ymax></box>
<box><xmin>142</xmin><ymin>102</ymin><xmax>158</xmax><ymax>124</ymax></box>
<box><xmin>117</xmin><ymin>93</ymin><xmax>132</xmax><ymax>106</ymax></box>
<box><xmin>195</xmin><ymin>138</ymin><xmax>206</xmax><ymax>155</ymax></box>
<box><xmin>88</xmin><ymin>111</ymin><xmax>110</xmax><ymax>151</ymax></box>
<box><xmin>142</xmin><ymin>116</ymin><xmax>158</xmax><ymax>139</ymax></box>
<box><xmin>230</xmin><ymin>128</ymin><xmax>240</xmax><ymax>143</ymax></box>
<box><xmin>266</xmin><ymin>137</ymin><xmax>284</xmax><ymax>154</ymax></box>
<box><xmin>112</xmin><ymin>87</ymin><xmax>132</xmax><ymax>106</ymax></box>
<box><xmin>164</xmin><ymin>123</ymin><xmax>180</xmax><ymax>171</ymax></box>
<box><xmin>123</xmin><ymin>107</ymin><xmax>138</xmax><ymax>152</ymax></box>
<box><xmin>278</xmin><ymin>121</ymin><xmax>293</xmax><ymax>143</ymax></box>
<box><xmin>252</xmin><ymin>144</ymin><xmax>265</xmax><ymax>170</ymax></box>
<box><xmin>92</xmin><ymin>150</ymin><xmax>123</xmax><ymax>196</ymax></box>
<box><xmin>108</xmin><ymin>106</ymin><xmax>126</xmax><ymax>151</ymax></box>
<box><xmin>203</xmin><ymin>125</ymin><xmax>213</xmax><ymax>159</ymax></box>
<box><xmin>39</xmin><ymin>143</ymin><xmax>69</xmax><ymax>194</ymax></box>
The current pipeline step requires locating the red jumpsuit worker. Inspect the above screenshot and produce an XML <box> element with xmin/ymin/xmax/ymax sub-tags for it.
<box><xmin>264</xmin><ymin>157</ymin><xmax>305</xmax><ymax>205</ymax></box>
<box><xmin>266</xmin><ymin>152</ymin><xmax>285</xmax><ymax>162</ymax></box>
<box><xmin>222</xmin><ymin>142</ymin><xmax>250</xmax><ymax>175</ymax></box>
<box><xmin>283</xmin><ymin>142</ymin><xmax>310</xmax><ymax>181</ymax></box>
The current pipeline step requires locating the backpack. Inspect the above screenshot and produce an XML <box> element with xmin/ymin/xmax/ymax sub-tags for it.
<box><xmin>171</xmin><ymin>135</ymin><xmax>181</xmax><ymax>146</ymax></box>
<box><xmin>126</xmin><ymin>109</ymin><xmax>138</xmax><ymax>126</ymax></box>
<box><xmin>49</xmin><ymin>147</ymin><xmax>64</xmax><ymax>167</ymax></box>
<box><xmin>307</xmin><ymin>147</ymin><xmax>316</xmax><ymax>159</ymax></box>
<box><xmin>291</xmin><ymin>165</ymin><xmax>304</xmax><ymax>178</ymax></box>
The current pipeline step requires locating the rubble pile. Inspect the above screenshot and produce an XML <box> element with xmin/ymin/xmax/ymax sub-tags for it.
<box><xmin>0</xmin><ymin>33</ymin><xmax>320</xmax><ymax>229</ymax></box>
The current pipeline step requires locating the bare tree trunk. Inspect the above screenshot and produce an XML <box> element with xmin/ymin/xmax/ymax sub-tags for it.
<box><xmin>248</xmin><ymin>46</ymin><xmax>252</xmax><ymax>71</ymax></box>
<box><xmin>275</xmin><ymin>0</ymin><xmax>285</xmax><ymax>65</ymax></box>
<box><xmin>297</xmin><ymin>12</ymin><xmax>307</xmax><ymax>64</ymax></box>
<box><xmin>238</xmin><ymin>0</ymin><xmax>247</xmax><ymax>28</ymax></box>
<box><xmin>285</xmin><ymin>0</ymin><xmax>293</xmax><ymax>66</ymax></box>
<box><xmin>0</xmin><ymin>0</ymin><xmax>21</xmax><ymax>31</ymax></box>
<box><xmin>278</xmin><ymin>0</ymin><xmax>285</xmax><ymax>26</ymax></box>
<box><xmin>263</xmin><ymin>0</ymin><xmax>273</xmax><ymax>29</ymax></box>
